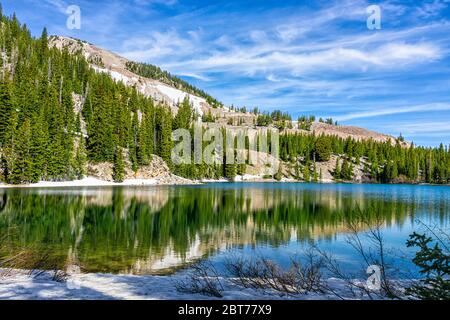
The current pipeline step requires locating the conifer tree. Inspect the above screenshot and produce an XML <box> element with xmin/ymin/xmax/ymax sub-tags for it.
<box><xmin>113</xmin><ymin>147</ymin><xmax>125</xmax><ymax>183</ymax></box>
<box><xmin>303</xmin><ymin>162</ymin><xmax>310</xmax><ymax>182</ymax></box>
<box><xmin>74</xmin><ymin>137</ymin><xmax>87</xmax><ymax>179</ymax></box>
<box><xmin>334</xmin><ymin>158</ymin><xmax>341</xmax><ymax>179</ymax></box>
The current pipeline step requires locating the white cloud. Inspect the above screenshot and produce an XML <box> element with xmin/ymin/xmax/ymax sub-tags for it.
<box><xmin>121</xmin><ymin>29</ymin><xmax>197</xmax><ymax>62</ymax></box>
<box><xmin>162</xmin><ymin>41</ymin><xmax>440</xmax><ymax>77</ymax></box>
<box><xmin>415</xmin><ymin>0</ymin><xmax>449</xmax><ymax>18</ymax></box>
<box><xmin>336</xmin><ymin>103</ymin><xmax>450</xmax><ymax>121</ymax></box>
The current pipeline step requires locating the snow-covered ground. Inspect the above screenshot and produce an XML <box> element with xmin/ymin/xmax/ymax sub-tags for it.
<box><xmin>155</xmin><ymin>84</ymin><xmax>205</xmax><ymax>117</ymax></box>
<box><xmin>0</xmin><ymin>270</ymin><xmax>386</xmax><ymax>300</ymax></box>
<box><xmin>0</xmin><ymin>177</ymin><xmax>162</xmax><ymax>188</ymax></box>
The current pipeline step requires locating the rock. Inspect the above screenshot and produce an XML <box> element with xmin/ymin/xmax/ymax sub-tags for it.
<box><xmin>86</xmin><ymin>155</ymin><xmax>196</xmax><ymax>185</ymax></box>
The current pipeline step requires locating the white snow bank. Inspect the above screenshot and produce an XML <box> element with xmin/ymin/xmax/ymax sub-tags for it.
<box><xmin>0</xmin><ymin>269</ymin><xmax>398</xmax><ymax>300</ymax></box>
<box><xmin>200</xmin><ymin>178</ymin><xmax>229</xmax><ymax>183</ymax></box>
<box><xmin>234</xmin><ymin>174</ymin><xmax>264</xmax><ymax>182</ymax></box>
<box><xmin>156</xmin><ymin>84</ymin><xmax>205</xmax><ymax>117</ymax></box>
<box><xmin>0</xmin><ymin>177</ymin><xmax>160</xmax><ymax>189</ymax></box>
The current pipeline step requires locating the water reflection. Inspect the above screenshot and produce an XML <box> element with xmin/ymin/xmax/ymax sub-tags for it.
<box><xmin>0</xmin><ymin>183</ymin><xmax>448</xmax><ymax>275</ymax></box>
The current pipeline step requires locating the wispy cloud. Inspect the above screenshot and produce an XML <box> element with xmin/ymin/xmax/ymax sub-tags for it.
<box><xmin>336</xmin><ymin>103</ymin><xmax>450</xmax><ymax>121</ymax></box>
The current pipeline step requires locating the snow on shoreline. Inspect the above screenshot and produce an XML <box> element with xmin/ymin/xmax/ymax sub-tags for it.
<box><xmin>0</xmin><ymin>177</ymin><xmax>171</xmax><ymax>189</ymax></box>
<box><xmin>0</xmin><ymin>269</ymin><xmax>397</xmax><ymax>300</ymax></box>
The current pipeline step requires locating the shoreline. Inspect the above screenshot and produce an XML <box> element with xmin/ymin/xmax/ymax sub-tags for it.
<box><xmin>0</xmin><ymin>268</ymin><xmax>411</xmax><ymax>300</ymax></box>
<box><xmin>0</xmin><ymin>176</ymin><xmax>448</xmax><ymax>189</ymax></box>
<box><xmin>0</xmin><ymin>176</ymin><xmax>198</xmax><ymax>189</ymax></box>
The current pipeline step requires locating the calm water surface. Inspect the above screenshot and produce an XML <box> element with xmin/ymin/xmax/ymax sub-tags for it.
<box><xmin>0</xmin><ymin>183</ymin><xmax>448</xmax><ymax>278</ymax></box>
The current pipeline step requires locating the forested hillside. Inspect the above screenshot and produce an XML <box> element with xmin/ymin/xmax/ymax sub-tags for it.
<box><xmin>126</xmin><ymin>61</ymin><xmax>223</xmax><ymax>109</ymax></box>
<box><xmin>0</xmin><ymin>10</ymin><xmax>172</xmax><ymax>184</ymax></box>
<box><xmin>0</xmin><ymin>9</ymin><xmax>449</xmax><ymax>185</ymax></box>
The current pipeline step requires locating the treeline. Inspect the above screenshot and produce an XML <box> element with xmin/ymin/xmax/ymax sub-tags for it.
<box><xmin>0</xmin><ymin>11</ymin><xmax>173</xmax><ymax>184</ymax></box>
<box><xmin>257</xmin><ymin>110</ymin><xmax>293</xmax><ymax>129</ymax></box>
<box><xmin>279</xmin><ymin>133</ymin><xmax>450</xmax><ymax>184</ymax></box>
<box><xmin>125</xmin><ymin>61</ymin><xmax>223</xmax><ymax>108</ymax></box>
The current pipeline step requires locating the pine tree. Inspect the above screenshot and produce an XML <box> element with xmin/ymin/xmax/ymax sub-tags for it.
<box><xmin>113</xmin><ymin>147</ymin><xmax>125</xmax><ymax>183</ymax></box>
<box><xmin>173</xmin><ymin>96</ymin><xmax>193</xmax><ymax>130</ymax></box>
<box><xmin>74</xmin><ymin>137</ymin><xmax>87</xmax><ymax>179</ymax></box>
<box><xmin>9</xmin><ymin>119</ymin><xmax>33</xmax><ymax>184</ymax></box>
<box><xmin>303</xmin><ymin>162</ymin><xmax>310</xmax><ymax>182</ymax></box>
<box><xmin>313</xmin><ymin>162</ymin><xmax>319</xmax><ymax>182</ymax></box>
<box><xmin>334</xmin><ymin>158</ymin><xmax>341</xmax><ymax>179</ymax></box>
<box><xmin>0</xmin><ymin>78</ymin><xmax>12</xmax><ymax>145</ymax></box>
<box><xmin>225</xmin><ymin>163</ymin><xmax>237</xmax><ymax>181</ymax></box>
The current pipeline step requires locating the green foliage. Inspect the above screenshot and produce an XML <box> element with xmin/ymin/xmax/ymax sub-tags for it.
<box><xmin>0</xmin><ymin>12</ymin><xmax>173</xmax><ymax>184</ymax></box>
<box><xmin>74</xmin><ymin>137</ymin><xmax>87</xmax><ymax>179</ymax></box>
<box><xmin>334</xmin><ymin>158</ymin><xmax>341</xmax><ymax>179</ymax></box>
<box><xmin>314</xmin><ymin>135</ymin><xmax>332</xmax><ymax>162</ymax></box>
<box><xmin>256</xmin><ymin>113</ymin><xmax>272</xmax><ymax>127</ymax></box>
<box><xmin>274</xmin><ymin>168</ymin><xmax>283</xmax><ymax>181</ymax></box>
<box><xmin>340</xmin><ymin>158</ymin><xmax>354</xmax><ymax>181</ymax></box>
<box><xmin>406</xmin><ymin>232</ymin><xmax>450</xmax><ymax>300</ymax></box>
<box><xmin>303</xmin><ymin>162</ymin><xmax>310</xmax><ymax>182</ymax></box>
<box><xmin>173</xmin><ymin>96</ymin><xmax>193</xmax><ymax>130</ymax></box>
<box><xmin>202</xmin><ymin>111</ymin><xmax>215</xmax><ymax>123</ymax></box>
<box><xmin>113</xmin><ymin>148</ymin><xmax>125</xmax><ymax>183</ymax></box>
<box><xmin>125</xmin><ymin>61</ymin><xmax>223</xmax><ymax>108</ymax></box>
<box><xmin>297</xmin><ymin>115</ymin><xmax>314</xmax><ymax>131</ymax></box>
<box><xmin>277</xmin><ymin>132</ymin><xmax>449</xmax><ymax>184</ymax></box>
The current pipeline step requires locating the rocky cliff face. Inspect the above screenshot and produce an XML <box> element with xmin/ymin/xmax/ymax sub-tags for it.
<box><xmin>87</xmin><ymin>155</ymin><xmax>193</xmax><ymax>185</ymax></box>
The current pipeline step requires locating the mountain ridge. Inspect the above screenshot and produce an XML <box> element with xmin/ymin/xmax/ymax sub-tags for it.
<box><xmin>48</xmin><ymin>35</ymin><xmax>404</xmax><ymax>146</ymax></box>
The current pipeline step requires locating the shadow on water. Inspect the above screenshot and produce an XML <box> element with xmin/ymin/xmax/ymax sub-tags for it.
<box><xmin>0</xmin><ymin>193</ymin><xmax>7</xmax><ymax>213</ymax></box>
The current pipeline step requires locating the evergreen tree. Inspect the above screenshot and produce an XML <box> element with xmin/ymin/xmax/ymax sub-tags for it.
<box><xmin>74</xmin><ymin>137</ymin><xmax>87</xmax><ymax>179</ymax></box>
<box><xmin>113</xmin><ymin>147</ymin><xmax>125</xmax><ymax>183</ymax></box>
<box><xmin>314</xmin><ymin>135</ymin><xmax>332</xmax><ymax>162</ymax></box>
<box><xmin>334</xmin><ymin>158</ymin><xmax>341</xmax><ymax>179</ymax></box>
<box><xmin>303</xmin><ymin>162</ymin><xmax>310</xmax><ymax>182</ymax></box>
<box><xmin>173</xmin><ymin>96</ymin><xmax>193</xmax><ymax>130</ymax></box>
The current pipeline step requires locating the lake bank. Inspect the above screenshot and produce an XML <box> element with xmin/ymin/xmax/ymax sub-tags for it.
<box><xmin>0</xmin><ymin>176</ymin><xmax>197</xmax><ymax>188</ymax></box>
<box><xmin>0</xmin><ymin>269</ymin><xmax>411</xmax><ymax>300</ymax></box>
<box><xmin>1</xmin><ymin>176</ymin><xmax>446</xmax><ymax>188</ymax></box>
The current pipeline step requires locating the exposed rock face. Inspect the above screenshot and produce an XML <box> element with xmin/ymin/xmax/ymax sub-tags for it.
<box><xmin>87</xmin><ymin>155</ymin><xmax>194</xmax><ymax>185</ymax></box>
<box><xmin>48</xmin><ymin>36</ymin><xmax>209</xmax><ymax>117</ymax></box>
<box><xmin>309</xmin><ymin>122</ymin><xmax>408</xmax><ymax>147</ymax></box>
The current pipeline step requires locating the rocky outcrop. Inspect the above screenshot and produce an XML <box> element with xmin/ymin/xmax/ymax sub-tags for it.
<box><xmin>87</xmin><ymin>155</ymin><xmax>194</xmax><ymax>185</ymax></box>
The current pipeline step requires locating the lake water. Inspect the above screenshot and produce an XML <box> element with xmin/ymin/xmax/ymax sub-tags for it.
<box><xmin>0</xmin><ymin>183</ymin><xmax>449</xmax><ymax>279</ymax></box>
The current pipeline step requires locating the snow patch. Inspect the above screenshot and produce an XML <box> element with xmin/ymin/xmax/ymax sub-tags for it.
<box><xmin>0</xmin><ymin>177</ymin><xmax>159</xmax><ymax>189</ymax></box>
<box><xmin>0</xmin><ymin>269</ymin><xmax>412</xmax><ymax>300</ymax></box>
<box><xmin>156</xmin><ymin>84</ymin><xmax>205</xmax><ymax>117</ymax></box>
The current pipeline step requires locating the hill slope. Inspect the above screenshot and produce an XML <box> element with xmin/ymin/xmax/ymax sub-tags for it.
<box><xmin>48</xmin><ymin>36</ymin><xmax>402</xmax><ymax>146</ymax></box>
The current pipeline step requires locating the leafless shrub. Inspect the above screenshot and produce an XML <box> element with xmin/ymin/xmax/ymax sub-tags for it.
<box><xmin>314</xmin><ymin>206</ymin><xmax>406</xmax><ymax>300</ymax></box>
<box><xmin>225</xmin><ymin>251</ymin><xmax>327</xmax><ymax>296</ymax></box>
<box><xmin>175</xmin><ymin>261</ymin><xmax>224</xmax><ymax>298</ymax></box>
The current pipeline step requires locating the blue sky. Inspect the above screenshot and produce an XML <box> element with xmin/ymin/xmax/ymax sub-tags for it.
<box><xmin>3</xmin><ymin>0</ymin><xmax>450</xmax><ymax>146</ymax></box>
